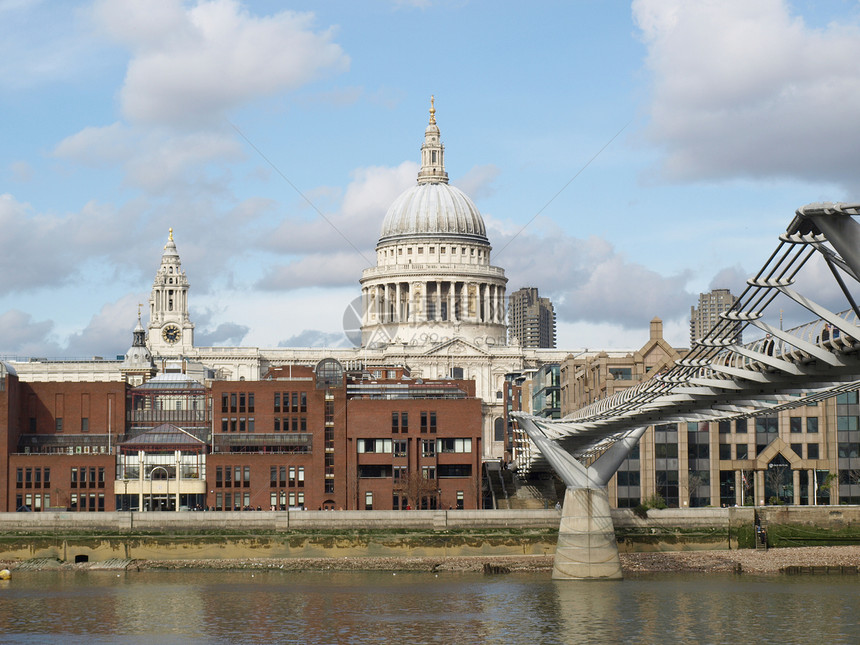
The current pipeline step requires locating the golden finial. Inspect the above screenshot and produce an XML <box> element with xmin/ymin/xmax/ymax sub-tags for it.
<box><xmin>137</xmin><ymin>303</ymin><xmax>143</xmax><ymax>321</ymax></box>
<box><xmin>429</xmin><ymin>95</ymin><xmax>436</xmax><ymax>124</ymax></box>
<box><xmin>168</xmin><ymin>228</ymin><xmax>174</xmax><ymax>242</ymax></box>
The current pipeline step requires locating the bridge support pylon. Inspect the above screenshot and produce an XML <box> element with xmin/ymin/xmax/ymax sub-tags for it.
<box><xmin>514</xmin><ymin>416</ymin><xmax>647</xmax><ymax>580</ymax></box>
<box><xmin>554</xmin><ymin>485</ymin><xmax>621</xmax><ymax>580</ymax></box>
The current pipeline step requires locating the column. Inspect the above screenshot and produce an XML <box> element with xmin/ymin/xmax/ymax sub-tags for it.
<box><xmin>138</xmin><ymin>450</ymin><xmax>145</xmax><ymax>512</ymax></box>
<box><xmin>792</xmin><ymin>469</ymin><xmax>800</xmax><ymax>505</ymax></box>
<box><xmin>809</xmin><ymin>469</ymin><xmax>816</xmax><ymax>505</ymax></box>
<box><xmin>483</xmin><ymin>284</ymin><xmax>490</xmax><ymax>323</ymax></box>
<box><xmin>448</xmin><ymin>282</ymin><xmax>456</xmax><ymax>322</ymax></box>
<box><xmin>755</xmin><ymin>470</ymin><xmax>765</xmax><ymax>506</ymax></box>
<box><xmin>175</xmin><ymin>449</ymin><xmax>182</xmax><ymax>512</ymax></box>
<box><xmin>735</xmin><ymin>470</ymin><xmax>744</xmax><ymax>506</ymax></box>
<box><xmin>436</xmin><ymin>280</ymin><xmax>442</xmax><ymax>321</ymax></box>
<box><xmin>395</xmin><ymin>283</ymin><xmax>402</xmax><ymax>323</ymax></box>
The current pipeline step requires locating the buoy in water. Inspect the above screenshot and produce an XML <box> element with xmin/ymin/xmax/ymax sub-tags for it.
<box><xmin>0</xmin><ymin>569</ymin><xmax>11</xmax><ymax>580</ymax></box>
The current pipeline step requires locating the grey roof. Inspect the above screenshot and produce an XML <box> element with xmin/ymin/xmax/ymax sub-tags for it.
<box><xmin>119</xmin><ymin>423</ymin><xmax>205</xmax><ymax>448</ymax></box>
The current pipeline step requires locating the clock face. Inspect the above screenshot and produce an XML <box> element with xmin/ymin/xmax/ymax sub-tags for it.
<box><xmin>162</xmin><ymin>324</ymin><xmax>181</xmax><ymax>344</ymax></box>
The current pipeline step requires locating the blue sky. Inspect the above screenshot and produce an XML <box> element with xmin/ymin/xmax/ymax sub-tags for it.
<box><xmin>2</xmin><ymin>0</ymin><xmax>859</xmax><ymax>359</ymax></box>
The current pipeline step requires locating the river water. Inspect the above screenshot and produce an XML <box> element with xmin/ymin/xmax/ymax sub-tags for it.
<box><xmin>0</xmin><ymin>570</ymin><xmax>857</xmax><ymax>644</ymax></box>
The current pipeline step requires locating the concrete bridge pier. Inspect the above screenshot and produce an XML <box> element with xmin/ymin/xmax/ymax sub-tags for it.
<box><xmin>554</xmin><ymin>485</ymin><xmax>621</xmax><ymax>580</ymax></box>
<box><xmin>515</xmin><ymin>416</ymin><xmax>647</xmax><ymax>580</ymax></box>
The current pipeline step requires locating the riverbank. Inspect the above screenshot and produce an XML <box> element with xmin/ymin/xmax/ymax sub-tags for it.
<box><xmin>3</xmin><ymin>546</ymin><xmax>858</xmax><ymax>574</ymax></box>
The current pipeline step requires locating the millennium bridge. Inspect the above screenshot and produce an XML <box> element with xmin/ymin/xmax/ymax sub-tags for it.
<box><xmin>513</xmin><ymin>202</ymin><xmax>860</xmax><ymax>579</ymax></box>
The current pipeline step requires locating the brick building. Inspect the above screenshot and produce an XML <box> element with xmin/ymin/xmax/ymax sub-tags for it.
<box><xmin>0</xmin><ymin>358</ymin><xmax>484</xmax><ymax>512</ymax></box>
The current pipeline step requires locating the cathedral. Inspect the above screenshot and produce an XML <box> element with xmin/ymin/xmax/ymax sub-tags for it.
<box><xmin>13</xmin><ymin>101</ymin><xmax>567</xmax><ymax>460</ymax></box>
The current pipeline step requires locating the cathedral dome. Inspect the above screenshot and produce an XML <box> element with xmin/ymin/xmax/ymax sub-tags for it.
<box><xmin>379</xmin><ymin>182</ymin><xmax>487</xmax><ymax>244</ymax></box>
<box><xmin>377</xmin><ymin>97</ymin><xmax>488</xmax><ymax>246</ymax></box>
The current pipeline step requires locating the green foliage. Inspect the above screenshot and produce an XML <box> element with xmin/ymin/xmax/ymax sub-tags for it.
<box><xmin>633</xmin><ymin>494</ymin><xmax>667</xmax><ymax>518</ymax></box>
<box><xmin>643</xmin><ymin>494</ymin><xmax>667</xmax><ymax>510</ymax></box>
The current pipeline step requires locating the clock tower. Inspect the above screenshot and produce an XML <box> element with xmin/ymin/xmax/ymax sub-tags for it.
<box><xmin>147</xmin><ymin>229</ymin><xmax>195</xmax><ymax>356</ymax></box>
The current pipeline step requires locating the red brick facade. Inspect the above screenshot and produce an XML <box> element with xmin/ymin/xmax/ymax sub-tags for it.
<box><xmin>0</xmin><ymin>363</ymin><xmax>484</xmax><ymax>512</ymax></box>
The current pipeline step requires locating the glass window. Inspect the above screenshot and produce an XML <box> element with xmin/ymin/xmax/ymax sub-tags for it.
<box><xmin>807</xmin><ymin>417</ymin><xmax>819</xmax><ymax>433</ymax></box>
<box><xmin>790</xmin><ymin>417</ymin><xmax>802</xmax><ymax>433</ymax></box>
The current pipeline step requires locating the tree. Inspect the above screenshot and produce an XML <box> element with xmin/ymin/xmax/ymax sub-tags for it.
<box><xmin>393</xmin><ymin>471</ymin><xmax>439</xmax><ymax>509</ymax></box>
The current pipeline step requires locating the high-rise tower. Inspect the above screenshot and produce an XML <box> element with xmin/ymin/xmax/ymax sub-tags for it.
<box><xmin>508</xmin><ymin>287</ymin><xmax>556</xmax><ymax>348</ymax></box>
<box><xmin>690</xmin><ymin>288</ymin><xmax>741</xmax><ymax>346</ymax></box>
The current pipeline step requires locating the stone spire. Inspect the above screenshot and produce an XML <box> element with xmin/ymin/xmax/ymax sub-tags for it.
<box><xmin>417</xmin><ymin>95</ymin><xmax>448</xmax><ymax>185</ymax></box>
<box><xmin>148</xmin><ymin>228</ymin><xmax>194</xmax><ymax>355</ymax></box>
<box><xmin>133</xmin><ymin>303</ymin><xmax>146</xmax><ymax>347</ymax></box>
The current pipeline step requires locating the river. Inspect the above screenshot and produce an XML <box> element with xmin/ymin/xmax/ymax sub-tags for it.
<box><xmin>0</xmin><ymin>570</ymin><xmax>857</xmax><ymax>644</ymax></box>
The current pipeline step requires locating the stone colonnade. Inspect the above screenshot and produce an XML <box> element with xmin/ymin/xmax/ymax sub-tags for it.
<box><xmin>362</xmin><ymin>280</ymin><xmax>505</xmax><ymax>325</ymax></box>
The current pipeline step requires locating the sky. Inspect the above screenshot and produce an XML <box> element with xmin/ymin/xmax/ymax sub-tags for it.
<box><xmin>2</xmin><ymin>0</ymin><xmax>860</xmax><ymax>359</ymax></box>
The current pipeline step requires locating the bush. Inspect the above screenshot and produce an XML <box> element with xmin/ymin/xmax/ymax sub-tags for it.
<box><xmin>633</xmin><ymin>494</ymin><xmax>667</xmax><ymax>519</ymax></box>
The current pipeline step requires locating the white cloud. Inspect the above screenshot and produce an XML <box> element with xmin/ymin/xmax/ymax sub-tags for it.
<box><xmin>633</xmin><ymin>0</ymin><xmax>860</xmax><ymax>192</ymax></box>
<box><xmin>493</xmin><ymin>221</ymin><xmax>694</xmax><ymax>329</ymax></box>
<box><xmin>261</xmin><ymin>161</ymin><xmax>416</xmax><ymax>258</ymax></box>
<box><xmin>9</xmin><ymin>161</ymin><xmax>33</xmax><ymax>182</ymax></box>
<box><xmin>454</xmin><ymin>164</ymin><xmax>500</xmax><ymax>200</ymax></box>
<box><xmin>64</xmin><ymin>293</ymin><xmax>144</xmax><ymax>358</ymax></box>
<box><xmin>0</xmin><ymin>194</ymin><xmax>135</xmax><ymax>295</ymax></box>
<box><xmin>94</xmin><ymin>0</ymin><xmax>350</xmax><ymax>126</ymax></box>
<box><xmin>256</xmin><ymin>252</ymin><xmax>369</xmax><ymax>291</ymax></box>
<box><xmin>0</xmin><ymin>309</ymin><xmax>58</xmax><ymax>357</ymax></box>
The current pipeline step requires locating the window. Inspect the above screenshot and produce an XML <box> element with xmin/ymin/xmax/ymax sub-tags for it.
<box><xmin>401</xmin><ymin>412</ymin><xmax>408</xmax><ymax>433</ymax></box>
<box><xmin>736</xmin><ymin>443</ymin><xmax>748</xmax><ymax>459</ymax></box>
<box><xmin>735</xmin><ymin>419</ymin><xmax>748</xmax><ymax>433</ymax></box>
<box><xmin>790</xmin><ymin>417</ymin><xmax>802</xmax><ymax>433</ymax></box>
<box><xmin>274</xmin><ymin>393</ymin><xmax>281</xmax><ymax>412</ymax></box>
<box><xmin>808</xmin><ymin>444</ymin><xmax>819</xmax><ymax>459</ymax></box>
<box><xmin>437</xmin><ymin>438</ymin><xmax>472</xmax><ymax>453</ymax></box>
<box><xmin>807</xmin><ymin>417</ymin><xmax>819</xmax><ymax>433</ymax></box>
<box><xmin>429</xmin><ymin>412</ymin><xmax>437</xmax><ymax>434</ymax></box>
<box><xmin>55</xmin><ymin>418</ymin><xmax>63</xmax><ymax>432</ymax></box>
<box><xmin>719</xmin><ymin>444</ymin><xmax>731</xmax><ymax>460</ymax></box>
<box><xmin>422</xmin><ymin>439</ymin><xmax>436</xmax><ymax>458</ymax></box>
<box><xmin>365</xmin><ymin>492</ymin><xmax>373</xmax><ymax>510</ymax></box>
<box><xmin>357</xmin><ymin>439</ymin><xmax>393</xmax><ymax>453</ymax></box>
<box><xmin>394</xmin><ymin>440</ymin><xmax>407</xmax><ymax>457</ymax></box>
<box><xmin>298</xmin><ymin>467</ymin><xmax>304</xmax><ymax>487</ymax></box>
<box><xmin>391</xmin><ymin>412</ymin><xmax>399</xmax><ymax>433</ymax></box>
<box><xmin>81</xmin><ymin>418</ymin><xmax>89</xmax><ymax>433</ymax></box>
<box><xmin>421</xmin><ymin>412</ymin><xmax>427</xmax><ymax>433</ymax></box>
